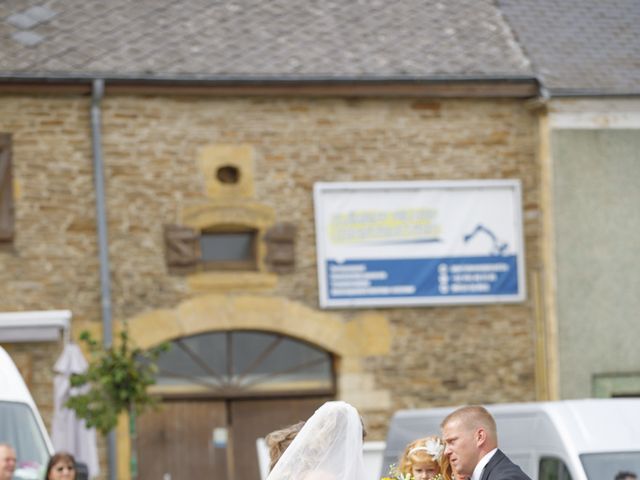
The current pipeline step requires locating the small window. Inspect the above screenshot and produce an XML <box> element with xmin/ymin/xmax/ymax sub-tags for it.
<box><xmin>216</xmin><ymin>165</ymin><xmax>240</xmax><ymax>184</ymax></box>
<box><xmin>199</xmin><ymin>228</ymin><xmax>257</xmax><ymax>270</ymax></box>
<box><xmin>540</xmin><ymin>457</ymin><xmax>573</xmax><ymax>480</ymax></box>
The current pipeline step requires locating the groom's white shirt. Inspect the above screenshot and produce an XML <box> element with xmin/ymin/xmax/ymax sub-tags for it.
<box><xmin>470</xmin><ymin>447</ymin><xmax>497</xmax><ymax>480</ymax></box>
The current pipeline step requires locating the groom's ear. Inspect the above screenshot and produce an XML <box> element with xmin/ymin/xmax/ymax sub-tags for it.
<box><xmin>475</xmin><ymin>427</ymin><xmax>487</xmax><ymax>447</ymax></box>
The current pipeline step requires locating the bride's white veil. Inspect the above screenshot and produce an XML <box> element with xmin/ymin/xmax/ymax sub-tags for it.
<box><xmin>266</xmin><ymin>401</ymin><xmax>366</xmax><ymax>480</ymax></box>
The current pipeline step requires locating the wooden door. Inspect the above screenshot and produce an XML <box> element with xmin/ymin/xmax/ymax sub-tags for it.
<box><xmin>230</xmin><ymin>396</ymin><xmax>332</xmax><ymax>480</ymax></box>
<box><xmin>137</xmin><ymin>396</ymin><xmax>333</xmax><ymax>480</ymax></box>
<box><xmin>137</xmin><ymin>401</ymin><xmax>229</xmax><ymax>480</ymax></box>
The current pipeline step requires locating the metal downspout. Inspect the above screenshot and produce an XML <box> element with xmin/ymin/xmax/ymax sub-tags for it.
<box><xmin>90</xmin><ymin>78</ymin><xmax>117</xmax><ymax>480</ymax></box>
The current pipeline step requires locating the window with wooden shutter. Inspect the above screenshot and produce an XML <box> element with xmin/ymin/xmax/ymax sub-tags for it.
<box><xmin>163</xmin><ymin>224</ymin><xmax>260</xmax><ymax>273</ymax></box>
<box><xmin>264</xmin><ymin>222</ymin><xmax>296</xmax><ymax>273</ymax></box>
<box><xmin>0</xmin><ymin>134</ymin><xmax>14</xmax><ymax>243</ymax></box>
<box><xmin>164</xmin><ymin>213</ymin><xmax>294</xmax><ymax>274</ymax></box>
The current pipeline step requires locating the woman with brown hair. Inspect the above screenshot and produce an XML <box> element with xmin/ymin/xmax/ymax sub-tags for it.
<box><xmin>44</xmin><ymin>452</ymin><xmax>76</xmax><ymax>480</ymax></box>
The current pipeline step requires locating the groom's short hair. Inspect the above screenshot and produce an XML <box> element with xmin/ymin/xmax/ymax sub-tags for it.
<box><xmin>441</xmin><ymin>405</ymin><xmax>497</xmax><ymax>440</ymax></box>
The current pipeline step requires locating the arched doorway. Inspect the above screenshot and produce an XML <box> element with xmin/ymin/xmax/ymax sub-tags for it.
<box><xmin>136</xmin><ymin>330</ymin><xmax>335</xmax><ymax>480</ymax></box>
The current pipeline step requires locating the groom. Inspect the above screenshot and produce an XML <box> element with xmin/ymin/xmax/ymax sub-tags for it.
<box><xmin>441</xmin><ymin>405</ymin><xmax>531</xmax><ymax>480</ymax></box>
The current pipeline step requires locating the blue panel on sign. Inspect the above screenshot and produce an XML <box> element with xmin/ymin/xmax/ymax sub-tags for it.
<box><xmin>327</xmin><ymin>256</ymin><xmax>518</xmax><ymax>299</ymax></box>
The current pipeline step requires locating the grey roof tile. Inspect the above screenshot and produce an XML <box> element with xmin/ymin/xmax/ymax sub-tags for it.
<box><xmin>498</xmin><ymin>0</ymin><xmax>640</xmax><ymax>94</ymax></box>
<box><xmin>23</xmin><ymin>5</ymin><xmax>57</xmax><ymax>24</ymax></box>
<box><xmin>11</xmin><ymin>30</ymin><xmax>44</xmax><ymax>47</ymax></box>
<box><xmin>5</xmin><ymin>4</ymin><xmax>57</xmax><ymax>33</ymax></box>
<box><xmin>7</xmin><ymin>12</ymin><xmax>41</xmax><ymax>30</ymax></box>
<box><xmin>0</xmin><ymin>0</ymin><xmax>532</xmax><ymax>79</ymax></box>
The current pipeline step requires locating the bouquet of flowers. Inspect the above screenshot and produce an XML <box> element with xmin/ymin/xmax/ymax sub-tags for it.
<box><xmin>380</xmin><ymin>464</ymin><xmax>412</xmax><ymax>480</ymax></box>
<box><xmin>381</xmin><ymin>464</ymin><xmax>444</xmax><ymax>480</ymax></box>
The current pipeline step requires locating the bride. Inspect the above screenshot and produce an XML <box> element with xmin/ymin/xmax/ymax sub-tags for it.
<box><xmin>266</xmin><ymin>401</ymin><xmax>367</xmax><ymax>480</ymax></box>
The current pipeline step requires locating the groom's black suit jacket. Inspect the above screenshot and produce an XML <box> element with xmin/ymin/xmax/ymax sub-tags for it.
<box><xmin>479</xmin><ymin>449</ymin><xmax>532</xmax><ymax>480</ymax></box>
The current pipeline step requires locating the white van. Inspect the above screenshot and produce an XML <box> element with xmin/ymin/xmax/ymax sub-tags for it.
<box><xmin>0</xmin><ymin>346</ymin><xmax>54</xmax><ymax>479</ymax></box>
<box><xmin>382</xmin><ymin>399</ymin><xmax>640</xmax><ymax>480</ymax></box>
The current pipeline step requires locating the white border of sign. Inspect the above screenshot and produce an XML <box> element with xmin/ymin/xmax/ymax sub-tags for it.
<box><xmin>313</xmin><ymin>180</ymin><xmax>527</xmax><ymax>308</ymax></box>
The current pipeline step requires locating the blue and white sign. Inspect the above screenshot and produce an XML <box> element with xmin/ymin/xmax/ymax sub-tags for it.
<box><xmin>313</xmin><ymin>180</ymin><xmax>526</xmax><ymax>308</ymax></box>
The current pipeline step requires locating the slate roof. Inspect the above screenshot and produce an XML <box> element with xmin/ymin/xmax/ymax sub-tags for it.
<box><xmin>0</xmin><ymin>1</ymin><xmax>638</xmax><ymax>95</ymax></box>
<box><xmin>0</xmin><ymin>0</ymin><xmax>531</xmax><ymax>80</ymax></box>
<box><xmin>498</xmin><ymin>0</ymin><xmax>640</xmax><ymax>95</ymax></box>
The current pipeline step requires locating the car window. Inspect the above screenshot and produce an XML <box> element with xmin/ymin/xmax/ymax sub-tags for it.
<box><xmin>580</xmin><ymin>452</ymin><xmax>640</xmax><ymax>480</ymax></box>
<box><xmin>540</xmin><ymin>456</ymin><xmax>573</xmax><ymax>480</ymax></box>
<box><xmin>0</xmin><ymin>401</ymin><xmax>49</xmax><ymax>480</ymax></box>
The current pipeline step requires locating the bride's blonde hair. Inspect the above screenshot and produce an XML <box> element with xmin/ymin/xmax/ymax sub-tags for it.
<box><xmin>265</xmin><ymin>421</ymin><xmax>305</xmax><ymax>471</ymax></box>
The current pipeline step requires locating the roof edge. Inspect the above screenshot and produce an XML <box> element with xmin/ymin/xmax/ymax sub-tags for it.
<box><xmin>0</xmin><ymin>74</ymin><xmax>539</xmax><ymax>98</ymax></box>
<box><xmin>0</xmin><ymin>73</ymin><xmax>538</xmax><ymax>83</ymax></box>
<box><xmin>547</xmin><ymin>88</ymin><xmax>640</xmax><ymax>98</ymax></box>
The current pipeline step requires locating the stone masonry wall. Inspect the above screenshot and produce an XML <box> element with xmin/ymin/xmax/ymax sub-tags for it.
<box><xmin>0</xmin><ymin>94</ymin><xmax>540</xmax><ymax>445</ymax></box>
<box><xmin>0</xmin><ymin>95</ymin><xmax>98</xmax><ymax>422</ymax></box>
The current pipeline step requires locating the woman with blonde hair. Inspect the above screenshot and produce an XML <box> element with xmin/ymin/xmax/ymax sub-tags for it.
<box><xmin>397</xmin><ymin>435</ymin><xmax>452</xmax><ymax>480</ymax></box>
<box><xmin>265</xmin><ymin>420</ymin><xmax>305</xmax><ymax>471</ymax></box>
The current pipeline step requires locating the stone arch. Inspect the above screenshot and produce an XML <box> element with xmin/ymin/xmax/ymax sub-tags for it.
<box><xmin>118</xmin><ymin>294</ymin><xmax>392</xmax><ymax>479</ymax></box>
<box><xmin>127</xmin><ymin>293</ymin><xmax>390</xmax><ymax>359</ymax></box>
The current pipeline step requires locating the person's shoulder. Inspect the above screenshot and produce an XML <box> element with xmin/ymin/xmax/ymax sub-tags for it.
<box><xmin>491</xmin><ymin>450</ymin><xmax>532</xmax><ymax>480</ymax></box>
<box><xmin>498</xmin><ymin>474</ymin><xmax>531</xmax><ymax>480</ymax></box>
<box><xmin>500</xmin><ymin>467</ymin><xmax>531</xmax><ymax>479</ymax></box>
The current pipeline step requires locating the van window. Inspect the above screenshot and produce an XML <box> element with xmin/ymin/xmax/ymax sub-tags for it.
<box><xmin>0</xmin><ymin>401</ymin><xmax>49</xmax><ymax>480</ymax></box>
<box><xmin>580</xmin><ymin>452</ymin><xmax>640</xmax><ymax>480</ymax></box>
<box><xmin>540</xmin><ymin>457</ymin><xmax>572</xmax><ymax>480</ymax></box>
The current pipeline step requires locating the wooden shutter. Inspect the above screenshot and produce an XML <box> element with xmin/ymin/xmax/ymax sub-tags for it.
<box><xmin>163</xmin><ymin>224</ymin><xmax>200</xmax><ymax>273</ymax></box>
<box><xmin>264</xmin><ymin>222</ymin><xmax>296</xmax><ymax>273</ymax></box>
<box><xmin>0</xmin><ymin>134</ymin><xmax>14</xmax><ymax>242</ymax></box>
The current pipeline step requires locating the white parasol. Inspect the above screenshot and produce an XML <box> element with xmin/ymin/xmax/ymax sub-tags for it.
<box><xmin>51</xmin><ymin>343</ymin><xmax>100</xmax><ymax>478</ymax></box>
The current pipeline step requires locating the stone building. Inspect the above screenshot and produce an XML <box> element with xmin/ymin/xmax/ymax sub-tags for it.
<box><xmin>1</xmin><ymin>1</ymin><xmax>637</xmax><ymax>479</ymax></box>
